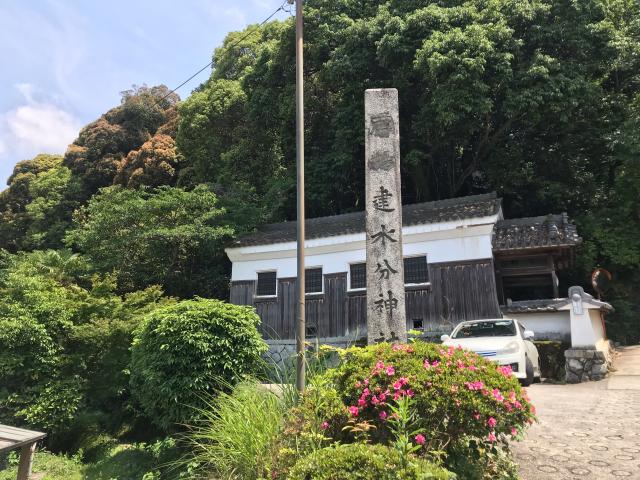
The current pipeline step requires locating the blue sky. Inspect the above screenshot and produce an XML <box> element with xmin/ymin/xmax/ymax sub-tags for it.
<box><xmin>0</xmin><ymin>0</ymin><xmax>289</xmax><ymax>185</ymax></box>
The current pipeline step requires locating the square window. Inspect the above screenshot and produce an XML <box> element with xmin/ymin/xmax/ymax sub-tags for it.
<box><xmin>404</xmin><ymin>256</ymin><xmax>429</xmax><ymax>284</ymax></box>
<box><xmin>256</xmin><ymin>271</ymin><xmax>277</xmax><ymax>296</ymax></box>
<box><xmin>412</xmin><ymin>318</ymin><xmax>424</xmax><ymax>331</ymax></box>
<box><xmin>306</xmin><ymin>268</ymin><xmax>323</xmax><ymax>294</ymax></box>
<box><xmin>350</xmin><ymin>263</ymin><xmax>366</xmax><ymax>289</ymax></box>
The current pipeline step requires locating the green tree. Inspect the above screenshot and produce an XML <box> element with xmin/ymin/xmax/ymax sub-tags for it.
<box><xmin>65</xmin><ymin>185</ymin><xmax>234</xmax><ymax>298</ymax></box>
<box><xmin>0</xmin><ymin>249</ymin><xmax>169</xmax><ymax>436</ymax></box>
<box><xmin>0</xmin><ymin>154</ymin><xmax>80</xmax><ymax>251</ymax></box>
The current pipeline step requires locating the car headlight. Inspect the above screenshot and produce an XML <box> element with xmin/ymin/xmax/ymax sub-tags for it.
<box><xmin>498</xmin><ymin>341</ymin><xmax>520</xmax><ymax>355</ymax></box>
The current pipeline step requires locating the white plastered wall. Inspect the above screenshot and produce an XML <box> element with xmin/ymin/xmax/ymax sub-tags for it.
<box><xmin>505</xmin><ymin>311</ymin><xmax>571</xmax><ymax>341</ymax></box>
<box><xmin>226</xmin><ymin>216</ymin><xmax>497</xmax><ymax>282</ymax></box>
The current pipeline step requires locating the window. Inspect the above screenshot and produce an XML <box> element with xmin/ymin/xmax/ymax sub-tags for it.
<box><xmin>256</xmin><ymin>271</ymin><xmax>277</xmax><ymax>296</ymax></box>
<box><xmin>306</xmin><ymin>267</ymin><xmax>323</xmax><ymax>294</ymax></box>
<box><xmin>404</xmin><ymin>256</ymin><xmax>429</xmax><ymax>284</ymax></box>
<box><xmin>452</xmin><ymin>320</ymin><xmax>517</xmax><ymax>339</ymax></box>
<box><xmin>349</xmin><ymin>263</ymin><xmax>366</xmax><ymax>290</ymax></box>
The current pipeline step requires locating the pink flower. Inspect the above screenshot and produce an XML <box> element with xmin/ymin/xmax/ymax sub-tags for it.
<box><xmin>348</xmin><ymin>406</ymin><xmax>359</xmax><ymax>416</ymax></box>
<box><xmin>511</xmin><ymin>427</ymin><xmax>518</xmax><ymax>436</ymax></box>
<box><xmin>393</xmin><ymin>380</ymin><xmax>403</xmax><ymax>390</ymax></box>
<box><xmin>364</xmin><ymin>378</ymin><xmax>369</xmax><ymax>386</ymax></box>
<box><xmin>423</xmin><ymin>359</ymin><xmax>431</xmax><ymax>369</ymax></box>
<box><xmin>355</xmin><ymin>381</ymin><xmax>362</xmax><ymax>388</ymax></box>
<box><xmin>415</xmin><ymin>434</ymin><xmax>426</xmax><ymax>445</ymax></box>
<box><xmin>464</xmin><ymin>381</ymin><xmax>484</xmax><ymax>391</ymax></box>
<box><xmin>376</xmin><ymin>361</ymin><xmax>385</xmax><ymax>370</ymax></box>
<box><xmin>431</xmin><ymin>360</ymin><xmax>440</xmax><ymax>367</ymax></box>
<box><xmin>514</xmin><ymin>401</ymin><xmax>522</xmax><ymax>409</ymax></box>
<box><xmin>321</xmin><ymin>421</ymin><xmax>329</xmax><ymax>430</ymax></box>
<box><xmin>362</xmin><ymin>388</ymin><xmax>370</xmax><ymax>396</ymax></box>
<box><xmin>406</xmin><ymin>389</ymin><xmax>415</xmax><ymax>397</ymax></box>
<box><xmin>488</xmin><ymin>417</ymin><xmax>497</xmax><ymax>428</ymax></box>
<box><xmin>357</xmin><ymin>398</ymin><xmax>366</xmax><ymax>407</ymax></box>
<box><xmin>473</xmin><ymin>413</ymin><xmax>481</xmax><ymax>420</ymax></box>
<box><xmin>492</xmin><ymin>389</ymin><xmax>504</xmax><ymax>402</ymax></box>
<box><xmin>379</xmin><ymin>411</ymin><xmax>388</xmax><ymax>420</ymax></box>
<box><xmin>386</xmin><ymin>365</ymin><xmax>395</xmax><ymax>376</ymax></box>
<box><xmin>487</xmin><ymin>432</ymin><xmax>497</xmax><ymax>442</ymax></box>
<box><xmin>371</xmin><ymin>395</ymin><xmax>380</xmax><ymax>405</ymax></box>
<box><xmin>497</xmin><ymin>365</ymin><xmax>513</xmax><ymax>377</ymax></box>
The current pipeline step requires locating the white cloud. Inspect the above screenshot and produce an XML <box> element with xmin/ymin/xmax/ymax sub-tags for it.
<box><xmin>0</xmin><ymin>84</ymin><xmax>80</xmax><ymax>178</ymax></box>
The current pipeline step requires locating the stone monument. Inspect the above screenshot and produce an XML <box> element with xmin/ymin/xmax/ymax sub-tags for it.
<box><xmin>365</xmin><ymin>88</ymin><xmax>407</xmax><ymax>344</ymax></box>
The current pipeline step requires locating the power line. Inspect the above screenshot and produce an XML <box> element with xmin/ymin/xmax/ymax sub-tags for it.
<box><xmin>157</xmin><ymin>1</ymin><xmax>288</xmax><ymax>105</ymax></box>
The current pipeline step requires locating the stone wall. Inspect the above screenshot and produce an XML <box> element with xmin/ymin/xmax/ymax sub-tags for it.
<box><xmin>564</xmin><ymin>342</ymin><xmax>614</xmax><ymax>383</ymax></box>
<box><xmin>263</xmin><ymin>336</ymin><xmax>364</xmax><ymax>367</ymax></box>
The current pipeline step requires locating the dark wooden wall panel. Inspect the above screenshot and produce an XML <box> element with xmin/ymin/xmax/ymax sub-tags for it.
<box><xmin>229</xmin><ymin>258</ymin><xmax>501</xmax><ymax>340</ymax></box>
<box><xmin>347</xmin><ymin>294</ymin><xmax>367</xmax><ymax>337</ymax></box>
<box><xmin>230</xmin><ymin>281</ymin><xmax>255</xmax><ymax>306</ymax></box>
<box><xmin>324</xmin><ymin>273</ymin><xmax>346</xmax><ymax>338</ymax></box>
<box><xmin>278</xmin><ymin>278</ymin><xmax>297</xmax><ymax>339</ymax></box>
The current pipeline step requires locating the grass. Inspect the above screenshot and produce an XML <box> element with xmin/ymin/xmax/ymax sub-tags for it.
<box><xmin>0</xmin><ymin>439</ymin><xmax>188</xmax><ymax>480</ymax></box>
<box><xmin>186</xmin><ymin>380</ymin><xmax>285</xmax><ymax>479</ymax></box>
<box><xmin>0</xmin><ymin>450</ymin><xmax>82</xmax><ymax>480</ymax></box>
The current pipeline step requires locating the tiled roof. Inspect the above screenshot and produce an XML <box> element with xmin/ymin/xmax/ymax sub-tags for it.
<box><xmin>232</xmin><ymin>193</ymin><xmax>501</xmax><ymax>247</ymax></box>
<box><xmin>492</xmin><ymin>213</ymin><xmax>581</xmax><ymax>252</ymax></box>
<box><xmin>501</xmin><ymin>299</ymin><xmax>569</xmax><ymax>314</ymax></box>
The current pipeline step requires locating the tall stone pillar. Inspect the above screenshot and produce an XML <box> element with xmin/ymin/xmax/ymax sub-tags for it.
<box><xmin>365</xmin><ymin>88</ymin><xmax>407</xmax><ymax>344</ymax></box>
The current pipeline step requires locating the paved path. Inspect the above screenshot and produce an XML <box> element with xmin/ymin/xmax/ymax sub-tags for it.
<box><xmin>513</xmin><ymin>346</ymin><xmax>640</xmax><ymax>479</ymax></box>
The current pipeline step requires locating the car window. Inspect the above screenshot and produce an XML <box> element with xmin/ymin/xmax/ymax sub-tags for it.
<box><xmin>452</xmin><ymin>320</ymin><xmax>517</xmax><ymax>338</ymax></box>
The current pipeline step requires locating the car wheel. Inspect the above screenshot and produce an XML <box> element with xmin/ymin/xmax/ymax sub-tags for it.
<box><xmin>520</xmin><ymin>357</ymin><xmax>534</xmax><ymax>387</ymax></box>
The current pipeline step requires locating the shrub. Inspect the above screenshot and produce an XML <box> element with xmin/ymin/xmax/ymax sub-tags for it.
<box><xmin>187</xmin><ymin>381</ymin><xmax>284</xmax><ymax>479</ymax></box>
<box><xmin>130</xmin><ymin>298</ymin><xmax>267</xmax><ymax>429</ymax></box>
<box><xmin>287</xmin><ymin>443</ymin><xmax>455</xmax><ymax>480</ymax></box>
<box><xmin>315</xmin><ymin>342</ymin><xmax>535</xmax><ymax>453</ymax></box>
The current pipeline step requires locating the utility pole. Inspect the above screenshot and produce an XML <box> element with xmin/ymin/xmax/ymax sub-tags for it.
<box><xmin>292</xmin><ymin>0</ymin><xmax>306</xmax><ymax>393</ymax></box>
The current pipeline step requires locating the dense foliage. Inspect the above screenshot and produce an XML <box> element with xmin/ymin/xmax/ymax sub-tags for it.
<box><xmin>65</xmin><ymin>185</ymin><xmax>233</xmax><ymax>298</ymax></box>
<box><xmin>129</xmin><ymin>298</ymin><xmax>267</xmax><ymax>429</ymax></box>
<box><xmin>314</xmin><ymin>343</ymin><xmax>534</xmax><ymax>455</ymax></box>
<box><xmin>0</xmin><ymin>250</ymin><xmax>169</xmax><ymax>438</ymax></box>
<box><xmin>287</xmin><ymin>443</ymin><xmax>454</xmax><ymax>480</ymax></box>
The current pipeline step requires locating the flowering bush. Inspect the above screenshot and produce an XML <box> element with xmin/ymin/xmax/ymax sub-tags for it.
<box><xmin>287</xmin><ymin>443</ymin><xmax>455</xmax><ymax>480</ymax></box>
<box><xmin>317</xmin><ymin>342</ymin><xmax>536</xmax><ymax>453</ymax></box>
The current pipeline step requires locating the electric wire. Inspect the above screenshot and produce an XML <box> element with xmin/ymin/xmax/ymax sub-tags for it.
<box><xmin>157</xmin><ymin>0</ymin><xmax>289</xmax><ymax>105</ymax></box>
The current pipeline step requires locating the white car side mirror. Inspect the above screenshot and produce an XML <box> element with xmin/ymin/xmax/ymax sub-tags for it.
<box><xmin>523</xmin><ymin>330</ymin><xmax>535</xmax><ymax>340</ymax></box>
<box><xmin>440</xmin><ymin>334</ymin><xmax>450</xmax><ymax>342</ymax></box>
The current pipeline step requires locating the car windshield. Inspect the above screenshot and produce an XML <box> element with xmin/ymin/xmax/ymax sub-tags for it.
<box><xmin>452</xmin><ymin>320</ymin><xmax>517</xmax><ymax>338</ymax></box>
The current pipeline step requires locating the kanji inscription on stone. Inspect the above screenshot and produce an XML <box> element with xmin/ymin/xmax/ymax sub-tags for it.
<box><xmin>365</xmin><ymin>88</ymin><xmax>407</xmax><ymax>344</ymax></box>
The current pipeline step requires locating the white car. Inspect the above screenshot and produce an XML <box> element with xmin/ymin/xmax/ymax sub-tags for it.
<box><xmin>441</xmin><ymin>318</ymin><xmax>541</xmax><ymax>386</ymax></box>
